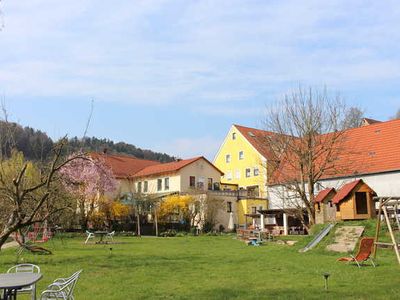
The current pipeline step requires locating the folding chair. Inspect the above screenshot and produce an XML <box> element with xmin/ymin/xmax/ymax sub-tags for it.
<box><xmin>337</xmin><ymin>237</ymin><xmax>376</xmax><ymax>268</ymax></box>
<box><xmin>106</xmin><ymin>231</ymin><xmax>115</xmax><ymax>242</ymax></box>
<box><xmin>84</xmin><ymin>231</ymin><xmax>94</xmax><ymax>244</ymax></box>
<box><xmin>40</xmin><ymin>270</ymin><xmax>82</xmax><ymax>300</ymax></box>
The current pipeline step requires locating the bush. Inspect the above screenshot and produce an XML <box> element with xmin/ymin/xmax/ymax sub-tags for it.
<box><xmin>189</xmin><ymin>227</ymin><xmax>198</xmax><ymax>236</ymax></box>
<box><xmin>159</xmin><ymin>229</ymin><xmax>177</xmax><ymax>237</ymax></box>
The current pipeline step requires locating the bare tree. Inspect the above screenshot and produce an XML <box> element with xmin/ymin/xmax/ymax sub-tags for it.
<box><xmin>391</xmin><ymin>108</ymin><xmax>400</xmax><ymax>120</ymax></box>
<box><xmin>344</xmin><ymin>106</ymin><xmax>364</xmax><ymax>128</ymax></box>
<box><xmin>264</xmin><ymin>86</ymin><xmax>353</xmax><ymax>228</ymax></box>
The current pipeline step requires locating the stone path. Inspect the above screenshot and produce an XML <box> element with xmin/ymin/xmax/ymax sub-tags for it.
<box><xmin>326</xmin><ymin>226</ymin><xmax>365</xmax><ymax>252</ymax></box>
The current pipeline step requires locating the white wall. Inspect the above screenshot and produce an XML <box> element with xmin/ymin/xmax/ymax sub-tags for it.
<box><xmin>268</xmin><ymin>171</ymin><xmax>400</xmax><ymax>210</ymax></box>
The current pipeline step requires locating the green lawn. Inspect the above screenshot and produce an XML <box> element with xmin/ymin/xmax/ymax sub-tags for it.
<box><xmin>0</xmin><ymin>233</ymin><xmax>399</xmax><ymax>299</ymax></box>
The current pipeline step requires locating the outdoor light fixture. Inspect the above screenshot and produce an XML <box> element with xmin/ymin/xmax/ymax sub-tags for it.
<box><xmin>322</xmin><ymin>272</ymin><xmax>330</xmax><ymax>291</ymax></box>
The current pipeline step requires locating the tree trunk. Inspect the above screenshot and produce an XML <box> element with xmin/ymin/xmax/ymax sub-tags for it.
<box><xmin>79</xmin><ymin>200</ymin><xmax>88</xmax><ymax>230</ymax></box>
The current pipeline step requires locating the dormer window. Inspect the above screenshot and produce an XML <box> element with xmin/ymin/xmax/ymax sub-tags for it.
<box><xmin>232</xmin><ymin>132</ymin><xmax>236</xmax><ymax>140</ymax></box>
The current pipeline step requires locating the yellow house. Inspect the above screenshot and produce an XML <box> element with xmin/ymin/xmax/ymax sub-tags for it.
<box><xmin>214</xmin><ymin>124</ymin><xmax>272</xmax><ymax>226</ymax></box>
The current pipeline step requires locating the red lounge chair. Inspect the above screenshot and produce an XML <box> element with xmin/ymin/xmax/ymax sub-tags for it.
<box><xmin>337</xmin><ymin>237</ymin><xmax>376</xmax><ymax>268</ymax></box>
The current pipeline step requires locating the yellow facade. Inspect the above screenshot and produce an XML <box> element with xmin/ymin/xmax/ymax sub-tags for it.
<box><xmin>214</xmin><ymin>125</ymin><xmax>268</xmax><ymax>226</ymax></box>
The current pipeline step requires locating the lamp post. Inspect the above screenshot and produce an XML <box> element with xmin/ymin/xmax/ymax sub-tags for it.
<box><xmin>322</xmin><ymin>272</ymin><xmax>330</xmax><ymax>291</ymax></box>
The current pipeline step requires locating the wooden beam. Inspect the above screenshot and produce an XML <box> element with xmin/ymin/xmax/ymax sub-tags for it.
<box><xmin>383</xmin><ymin>206</ymin><xmax>400</xmax><ymax>265</ymax></box>
<box><xmin>373</xmin><ymin>198</ymin><xmax>383</xmax><ymax>258</ymax></box>
<box><xmin>395</xmin><ymin>204</ymin><xmax>400</xmax><ymax>231</ymax></box>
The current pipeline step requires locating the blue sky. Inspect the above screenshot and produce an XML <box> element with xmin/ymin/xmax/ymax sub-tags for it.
<box><xmin>1</xmin><ymin>0</ymin><xmax>400</xmax><ymax>159</ymax></box>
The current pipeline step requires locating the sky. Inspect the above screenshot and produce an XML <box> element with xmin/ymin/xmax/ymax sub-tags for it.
<box><xmin>0</xmin><ymin>0</ymin><xmax>399</xmax><ymax>160</ymax></box>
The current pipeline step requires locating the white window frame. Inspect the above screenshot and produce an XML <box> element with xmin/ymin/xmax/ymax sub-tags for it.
<box><xmin>245</xmin><ymin>168</ymin><xmax>251</xmax><ymax>178</ymax></box>
<box><xmin>164</xmin><ymin>177</ymin><xmax>170</xmax><ymax>190</ymax></box>
<box><xmin>239</xmin><ymin>151</ymin><xmax>244</xmax><ymax>160</ymax></box>
<box><xmin>253</xmin><ymin>167</ymin><xmax>259</xmax><ymax>176</ymax></box>
<box><xmin>157</xmin><ymin>179</ymin><xmax>162</xmax><ymax>191</ymax></box>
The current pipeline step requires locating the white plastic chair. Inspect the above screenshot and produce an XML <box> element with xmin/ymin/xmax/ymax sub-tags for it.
<box><xmin>106</xmin><ymin>231</ymin><xmax>115</xmax><ymax>242</ymax></box>
<box><xmin>84</xmin><ymin>231</ymin><xmax>94</xmax><ymax>244</ymax></box>
<box><xmin>40</xmin><ymin>270</ymin><xmax>82</xmax><ymax>300</ymax></box>
<box><xmin>7</xmin><ymin>263</ymin><xmax>41</xmax><ymax>300</ymax></box>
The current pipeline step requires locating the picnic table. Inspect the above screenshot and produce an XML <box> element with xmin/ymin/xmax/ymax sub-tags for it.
<box><xmin>94</xmin><ymin>231</ymin><xmax>109</xmax><ymax>244</ymax></box>
<box><xmin>0</xmin><ymin>273</ymin><xmax>42</xmax><ymax>300</ymax></box>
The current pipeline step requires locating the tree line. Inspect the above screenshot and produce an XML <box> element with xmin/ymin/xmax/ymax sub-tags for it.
<box><xmin>0</xmin><ymin>120</ymin><xmax>176</xmax><ymax>162</ymax></box>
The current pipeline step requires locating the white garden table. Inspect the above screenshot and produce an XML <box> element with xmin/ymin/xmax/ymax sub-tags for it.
<box><xmin>0</xmin><ymin>273</ymin><xmax>42</xmax><ymax>300</ymax></box>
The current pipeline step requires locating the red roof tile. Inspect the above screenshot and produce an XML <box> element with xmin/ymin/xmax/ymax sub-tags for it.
<box><xmin>268</xmin><ymin>119</ymin><xmax>400</xmax><ymax>184</ymax></box>
<box><xmin>314</xmin><ymin>188</ymin><xmax>336</xmax><ymax>203</ymax></box>
<box><xmin>133</xmin><ymin>156</ymin><xmax>224</xmax><ymax>178</ymax></box>
<box><xmin>332</xmin><ymin>179</ymin><xmax>362</xmax><ymax>204</ymax></box>
<box><xmin>90</xmin><ymin>152</ymin><xmax>159</xmax><ymax>178</ymax></box>
<box><xmin>234</xmin><ymin>124</ymin><xmax>278</xmax><ymax>160</ymax></box>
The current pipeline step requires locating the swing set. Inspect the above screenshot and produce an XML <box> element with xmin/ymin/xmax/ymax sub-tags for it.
<box><xmin>373</xmin><ymin>196</ymin><xmax>400</xmax><ymax>265</ymax></box>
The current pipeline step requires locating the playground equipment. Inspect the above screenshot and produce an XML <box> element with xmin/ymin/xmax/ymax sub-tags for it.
<box><xmin>299</xmin><ymin>223</ymin><xmax>335</xmax><ymax>253</ymax></box>
<box><xmin>373</xmin><ymin>196</ymin><xmax>400</xmax><ymax>265</ymax></box>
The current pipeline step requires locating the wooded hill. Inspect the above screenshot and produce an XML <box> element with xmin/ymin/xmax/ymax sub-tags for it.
<box><xmin>0</xmin><ymin>121</ymin><xmax>176</xmax><ymax>162</ymax></box>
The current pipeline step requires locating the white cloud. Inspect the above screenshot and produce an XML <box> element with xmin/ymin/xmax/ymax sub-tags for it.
<box><xmin>156</xmin><ymin>136</ymin><xmax>221</xmax><ymax>160</ymax></box>
<box><xmin>0</xmin><ymin>0</ymin><xmax>400</xmax><ymax>112</ymax></box>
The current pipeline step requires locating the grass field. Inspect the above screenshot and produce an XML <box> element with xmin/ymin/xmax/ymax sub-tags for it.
<box><xmin>0</xmin><ymin>226</ymin><xmax>399</xmax><ymax>299</ymax></box>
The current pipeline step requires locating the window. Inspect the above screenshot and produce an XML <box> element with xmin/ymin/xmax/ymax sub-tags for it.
<box><xmin>213</xmin><ymin>182</ymin><xmax>220</xmax><ymax>190</ymax></box>
<box><xmin>227</xmin><ymin>201</ymin><xmax>232</xmax><ymax>213</ymax></box>
<box><xmin>355</xmin><ymin>192</ymin><xmax>368</xmax><ymax>214</ymax></box>
<box><xmin>245</xmin><ymin>168</ymin><xmax>251</xmax><ymax>177</ymax></box>
<box><xmin>157</xmin><ymin>179</ymin><xmax>162</xmax><ymax>191</ymax></box>
<box><xmin>137</xmin><ymin>182</ymin><xmax>142</xmax><ymax>193</ymax></box>
<box><xmin>235</xmin><ymin>170</ymin><xmax>241</xmax><ymax>179</ymax></box>
<box><xmin>225</xmin><ymin>154</ymin><xmax>231</xmax><ymax>163</ymax></box>
<box><xmin>189</xmin><ymin>176</ymin><xmax>196</xmax><ymax>187</ymax></box>
<box><xmin>336</xmin><ymin>204</ymin><xmax>340</xmax><ymax>212</ymax></box>
<box><xmin>328</xmin><ymin>200</ymin><xmax>332</xmax><ymax>208</ymax></box>
<box><xmin>253</xmin><ymin>168</ymin><xmax>259</xmax><ymax>176</ymax></box>
<box><xmin>251</xmin><ymin>207</ymin><xmax>257</xmax><ymax>214</ymax></box>
<box><xmin>317</xmin><ymin>202</ymin><xmax>321</xmax><ymax>212</ymax></box>
<box><xmin>259</xmin><ymin>206</ymin><xmax>263</xmax><ymax>211</ymax></box>
<box><xmin>232</xmin><ymin>132</ymin><xmax>236</xmax><ymax>140</ymax></box>
<box><xmin>164</xmin><ymin>177</ymin><xmax>170</xmax><ymax>190</ymax></box>
<box><xmin>208</xmin><ymin>178</ymin><xmax>213</xmax><ymax>190</ymax></box>
<box><xmin>239</xmin><ymin>151</ymin><xmax>244</xmax><ymax>160</ymax></box>
<box><xmin>144</xmin><ymin>181</ymin><xmax>148</xmax><ymax>193</ymax></box>
<box><xmin>226</xmin><ymin>171</ymin><xmax>232</xmax><ymax>181</ymax></box>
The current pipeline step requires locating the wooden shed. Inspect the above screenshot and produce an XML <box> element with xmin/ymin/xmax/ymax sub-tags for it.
<box><xmin>314</xmin><ymin>188</ymin><xmax>337</xmax><ymax>224</ymax></box>
<box><xmin>333</xmin><ymin>179</ymin><xmax>377</xmax><ymax>220</ymax></box>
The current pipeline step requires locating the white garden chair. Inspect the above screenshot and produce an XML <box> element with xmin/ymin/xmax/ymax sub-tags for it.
<box><xmin>40</xmin><ymin>270</ymin><xmax>82</xmax><ymax>300</ymax></box>
<box><xmin>106</xmin><ymin>231</ymin><xmax>115</xmax><ymax>242</ymax></box>
<box><xmin>84</xmin><ymin>231</ymin><xmax>94</xmax><ymax>244</ymax></box>
<box><xmin>7</xmin><ymin>263</ymin><xmax>41</xmax><ymax>300</ymax></box>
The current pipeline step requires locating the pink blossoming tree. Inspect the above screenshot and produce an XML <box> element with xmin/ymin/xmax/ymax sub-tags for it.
<box><xmin>60</xmin><ymin>154</ymin><xmax>117</xmax><ymax>230</ymax></box>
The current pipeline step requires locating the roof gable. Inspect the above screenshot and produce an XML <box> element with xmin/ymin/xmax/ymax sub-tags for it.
<box><xmin>133</xmin><ymin>156</ymin><xmax>224</xmax><ymax>178</ymax></box>
<box><xmin>315</xmin><ymin>188</ymin><xmax>336</xmax><ymax>203</ymax></box>
<box><xmin>233</xmin><ymin>124</ymin><xmax>278</xmax><ymax>160</ymax></box>
<box><xmin>332</xmin><ymin>179</ymin><xmax>368</xmax><ymax>204</ymax></box>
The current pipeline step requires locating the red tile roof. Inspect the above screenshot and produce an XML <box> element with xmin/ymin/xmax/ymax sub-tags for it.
<box><xmin>332</xmin><ymin>179</ymin><xmax>362</xmax><ymax>204</ymax></box>
<box><xmin>314</xmin><ymin>188</ymin><xmax>336</xmax><ymax>203</ymax></box>
<box><xmin>267</xmin><ymin>118</ymin><xmax>400</xmax><ymax>184</ymax></box>
<box><xmin>133</xmin><ymin>156</ymin><xmax>223</xmax><ymax>178</ymax></box>
<box><xmin>234</xmin><ymin>124</ymin><xmax>278</xmax><ymax>160</ymax></box>
<box><xmin>90</xmin><ymin>152</ymin><xmax>159</xmax><ymax>178</ymax></box>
